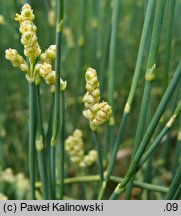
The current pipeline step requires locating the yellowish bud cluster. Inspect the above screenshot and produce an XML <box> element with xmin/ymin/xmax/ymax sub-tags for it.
<box><xmin>40</xmin><ymin>45</ymin><xmax>56</xmax><ymax>64</ymax></box>
<box><xmin>91</xmin><ymin>101</ymin><xmax>112</xmax><ymax>128</ymax></box>
<box><xmin>79</xmin><ymin>150</ymin><xmax>97</xmax><ymax>168</ymax></box>
<box><xmin>15</xmin><ymin>4</ymin><xmax>41</xmax><ymax>62</ymax></box>
<box><xmin>35</xmin><ymin>45</ymin><xmax>66</xmax><ymax>89</ymax></box>
<box><xmin>14</xmin><ymin>173</ymin><xmax>30</xmax><ymax>194</ymax></box>
<box><xmin>65</xmin><ymin>129</ymin><xmax>84</xmax><ymax>164</ymax></box>
<box><xmin>39</xmin><ymin>63</ymin><xmax>55</xmax><ymax>85</ymax></box>
<box><xmin>0</xmin><ymin>168</ymin><xmax>30</xmax><ymax>198</ymax></box>
<box><xmin>34</xmin><ymin>62</ymin><xmax>67</xmax><ymax>90</ymax></box>
<box><xmin>65</xmin><ymin>129</ymin><xmax>97</xmax><ymax>168</ymax></box>
<box><xmin>83</xmin><ymin>68</ymin><xmax>112</xmax><ymax>130</ymax></box>
<box><xmin>5</xmin><ymin>48</ymin><xmax>29</xmax><ymax>72</ymax></box>
<box><xmin>0</xmin><ymin>168</ymin><xmax>14</xmax><ymax>183</ymax></box>
<box><xmin>5</xmin><ymin>3</ymin><xmax>67</xmax><ymax>89</ymax></box>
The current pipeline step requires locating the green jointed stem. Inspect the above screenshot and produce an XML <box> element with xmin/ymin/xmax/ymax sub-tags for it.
<box><xmin>103</xmin><ymin>0</ymin><xmax>118</xmax><ymax>163</ymax></box>
<box><xmin>110</xmin><ymin>176</ymin><xmax>168</xmax><ymax>194</ymax></box>
<box><xmin>46</xmin><ymin>93</ymin><xmax>55</xmax><ymax>145</ymax></box>
<box><xmin>28</xmin><ymin>82</ymin><xmax>36</xmax><ymax>199</ymax></box>
<box><xmin>36</xmin><ymin>137</ymin><xmax>48</xmax><ymax>199</ymax></box>
<box><xmin>138</xmin><ymin>101</ymin><xmax>181</xmax><ymax>169</ymax></box>
<box><xmin>163</xmin><ymin>0</ymin><xmax>176</xmax><ymax>91</ymax></box>
<box><xmin>101</xmin><ymin>0</ymin><xmax>120</xmax><ymax>198</ymax></box>
<box><xmin>91</xmin><ymin>0</ymin><xmax>99</xmax><ymax>67</ymax></box>
<box><xmin>108</xmin><ymin>0</ymin><xmax>120</xmax><ymax>113</ymax></box>
<box><xmin>35</xmin><ymin>174</ymin><xmax>168</xmax><ymax>194</ymax></box>
<box><xmin>164</xmin><ymin>106</ymin><xmax>181</xmax><ymax>200</ymax></box>
<box><xmin>172</xmin><ymin>119</ymin><xmax>181</xmax><ymax>176</ymax></box>
<box><xmin>74</xmin><ymin>0</ymin><xmax>86</xmax><ymax>127</ymax></box>
<box><xmin>50</xmin><ymin>0</ymin><xmax>64</xmax><ymax>199</ymax></box>
<box><xmin>101</xmin><ymin>1</ymin><xmax>112</xmax><ymax>159</ymax></box>
<box><xmin>75</xmin><ymin>0</ymin><xmax>86</xmax><ymax>95</ymax></box>
<box><xmin>50</xmin><ymin>144</ymin><xmax>56</xmax><ymax>198</ymax></box>
<box><xmin>100</xmin><ymin>3</ymin><xmax>111</xmax><ymax>94</ymax></box>
<box><xmin>125</xmin><ymin>0</ymin><xmax>154</xmax><ymax>106</ymax></box>
<box><xmin>36</xmin><ymin>85</ymin><xmax>45</xmax><ymax>145</ymax></box>
<box><xmin>51</xmin><ymin>0</ymin><xmax>64</xmax><ymax>145</ymax></box>
<box><xmin>125</xmin><ymin>82</ymin><xmax>153</xmax><ymax>199</ymax></box>
<box><xmin>126</xmin><ymin>0</ymin><xmax>165</xmax><ymax>198</ymax></box>
<box><xmin>98</xmin><ymin>0</ymin><xmax>155</xmax><ymax>199</ymax></box>
<box><xmin>110</xmin><ymin>60</ymin><xmax>181</xmax><ymax>200</ymax></box>
<box><xmin>35</xmin><ymin>85</ymin><xmax>48</xmax><ymax>199</ymax></box>
<box><xmin>46</xmin><ymin>93</ymin><xmax>55</xmax><ymax>199</ymax></box>
<box><xmin>96</xmin><ymin>0</ymin><xmax>107</xmax><ymax>73</ymax></box>
<box><xmin>24</xmin><ymin>0</ymin><xmax>36</xmax><ymax>201</ymax></box>
<box><xmin>64</xmin><ymin>175</ymin><xmax>99</xmax><ymax>184</ymax></box>
<box><xmin>165</xmin><ymin>162</ymin><xmax>181</xmax><ymax>199</ymax></box>
<box><xmin>59</xmin><ymin>92</ymin><xmax>65</xmax><ymax>199</ymax></box>
<box><xmin>132</xmin><ymin>82</ymin><xmax>153</xmax><ymax>152</ymax></box>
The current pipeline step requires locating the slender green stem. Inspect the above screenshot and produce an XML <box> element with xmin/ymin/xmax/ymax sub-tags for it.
<box><xmin>50</xmin><ymin>0</ymin><xmax>64</xmax><ymax>199</ymax></box>
<box><xmin>24</xmin><ymin>0</ymin><xmax>36</xmax><ymax>201</ymax></box>
<box><xmin>36</xmin><ymin>136</ymin><xmax>48</xmax><ymax>199</ymax></box>
<box><xmin>91</xmin><ymin>0</ymin><xmax>99</xmax><ymax>67</ymax></box>
<box><xmin>96</xmin><ymin>0</ymin><xmax>107</xmax><ymax>73</ymax></box>
<box><xmin>50</xmin><ymin>144</ymin><xmax>56</xmax><ymax>198</ymax></box>
<box><xmin>172</xmin><ymin>119</ymin><xmax>181</xmax><ymax>176</ymax></box>
<box><xmin>165</xmin><ymin>162</ymin><xmax>181</xmax><ymax>199</ymax></box>
<box><xmin>64</xmin><ymin>175</ymin><xmax>99</xmax><ymax>184</ymax></box>
<box><xmin>101</xmin><ymin>2</ymin><xmax>112</xmax><ymax>159</ymax></box>
<box><xmin>36</xmin><ymin>175</ymin><xmax>169</xmax><ymax>194</ymax></box>
<box><xmin>158</xmin><ymin>0</ymin><xmax>176</xmax><ymax>167</ymax></box>
<box><xmin>59</xmin><ymin>91</ymin><xmax>65</xmax><ymax>199</ymax></box>
<box><xmin>125</xmin><ymin>82</ymin><xmax>153</xmax><ymax>199</ymax></box>
<box><xmin>126</xmin><ymin>0</ymin><xmax>165</xmax><ymax>198</ymax></box>
<box><xmin>46</xmin><ymin>93</ymin><xmax>55</xmax><ymax>145</ymax></box>
<box><xmin>110</xmin><ymin>176</ymin><xmax>168</xmax><ymax>194</ymax></box>
<box><xmin>28</xmin><ymin>82</ymin><xmax>36</xmax><ymax>199</ymax></box>
<box><xmin>64</xmin><ymin>175</ymin><xmax>168</xmax><ymax>193</ymax></box>
<box><xmin>79</xmin><ymin>169</ymin><xmax>88</xmax><ymax>199</ymax></box>
<box><xmin>108</xmin><ymin>0</ymin><xmax>120</xmax><ymax>116</ymax></box>
<box><xmin>46</xmin><ymin>93</ymin><xmax>55</xmax><ymax>199</ymax></box>
<box><xmin>100</xmin><ymin>5</ymin><xmax>111</xmax><ymax>94</ymax></box>
<box><xmin>36</xmin><ymin>85</ymin><xmax>45</xmax><ymax>145</ymax></box>
<box><xmin>74</xmin><ymin>0</ymin><xmax>86</xmax><ymax>128</ymax></box>
<box><xmin>110</xmin><ymin>60</ymin><xmax>181</xmax><ymax>199</ymax></box>
<box><xmin>93</xmin><ymin>131</ymin><xmax>104</xmax><ymax>183</ymax></box>
<box><xmin>138</xmin><ymin>101</ymin><xmax>181</xmax><ymax>169</ymax></box>
<box><xmin>75</xmin><ymin>0</ymin><xmax>86</xmax><ymax>96</ymax></box>
<box><xmin>51</xmin><ymin>0</ymin><xmax>64</xmax><ymax>145</ymax></box>
<box><xmin>161</xmin><ymin>85</ymin><xmax>180</xmax><ymax>168</ymax></box>
<box><xmin>35</xmin><ymin>84</ymin><xmax>48</xmax><ymax>200</ymax></box>
<box><xmin>98</xmin><ymin>0</ymin><xmax>155</xmax><ymax>199</ymax></box>
<box><xmin>163</xmin><ymin>0</ymin><xmax>176</xmax><ymax>92</ymax></box>
<box><xmin>164</xmin><ymin>104</ymin><xmax>181</xmax><ymax>200</ymax></box>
